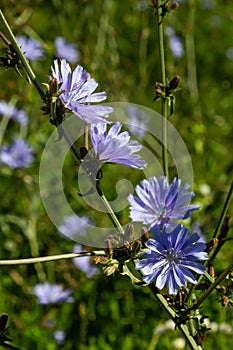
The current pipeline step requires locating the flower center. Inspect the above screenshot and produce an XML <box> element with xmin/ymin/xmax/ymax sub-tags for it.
<box><xmin>163</xmin><ymin>248</ymin><xmax>181</xmax><ymax>265</ymax></box>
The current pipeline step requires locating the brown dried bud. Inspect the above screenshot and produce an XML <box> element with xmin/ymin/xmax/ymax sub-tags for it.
<box><xmin>124</xmin><ymin>224</ymin><xmax>134</xmax><ymax>241</ymax></box>
<box><xmin>170</xmin><ymin>2</ymin><xmax>179</xmax><ymax>10</ymax></box>
<box><xmin>205</xmin><ymin>238</ymin><xmax>219</xmax><ymax>253</ymax></box>
<box><xmin>131</xmin><ymin>240</ymin><xmax>142</xmax><ymax>256</ymax></box>
<box><xmin>0</xmin><ymin>313</ymin><xmax>8</xmax><ymax>332</ymax></box>
<box><xmin>103</xmin><ymin>263</ymin><xmax>118</xmax><ymax>276</ymax></box>
<box><xmin>222</xmin><ymin>295</ymin><xmax>228</xmax><ymax>307</ymax></box>
<box><xmin>207</xmin><ymin>263</ymin><xmax>215</xmax><ymax>278</ymax></box>
<box><xmin>93</xmin><ymin>256</ymin><xmax>108</xmax><ymax>265</ymax></box>
<box><xmin>169</xmin><ymin>75</ymin><xmax>181</xmax><ymax>90</ymax></box>
<box><xmin>49</xmin><ymin>77</ymin><xmax>59</xmax><ymax>95</ymax></box>
<box><xmin>141</xmin><ymin>227</ymin><xmax>150</xmax><ymax>245</ymax></box>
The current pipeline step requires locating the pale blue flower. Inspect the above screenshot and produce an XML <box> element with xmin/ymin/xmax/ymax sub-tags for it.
<box><xmin>53</xmin><ymin>330</ymin><xmax>66</xmax><ymax>345</ymax></box>
<box><xmin>33</xmin><ymin>282</ymin><xmax>74</xmax><ymax>304</ymax></box>
<box><xmin>73</xmin><ymin>244</ymin><xmax>99</xmax><ymax>278</ymax></box>
<box><xmin>136</xmin><ymin>225</ymin><xmax>208</xmax><ymax>295</ymax></box>
<box><xmin>0</xmin><ymin>139</ymin><xmax>34</xmax><ymax>169</ymax></box>
<box><xmin>58</xmin><ymin>215</ymin><xmax>93</xmax><ymax>240</ymax></box>
<box><xmin>126</xmin><ymin>105</ymin><xmax>148</xmax><ymax>138</ymax></box>
<box><xmin>90</xmin><ymin>122</ymin><xmax>147</xmax><ymax>169</ymax></box>
<box><xmin>128</xmin><ymin>176</ymin><xmax>200</xmax><ymax>229</ymax></box>
<box><xmin>55</xmin><ymin>36</ymin><xmax>79</xmax><ymax>63</ymax></box>
<box><xmin>51</xmin><ymin>59</ymin><xmax>113</xmax><ymax>124</ymax></box>
<box><xmin>165</xmin><ymin>27</ymin><xmax>184</xmax><ymax>59</ymax></box>
<box><xmin>0</xmin><ymin>100</ymin><xmax>28</xmax><ymax>125</ymax></box>
<box><xmin>16</xmin><ymin>35</ymin><xmax>44</xmax><ymax>60</ymax></box>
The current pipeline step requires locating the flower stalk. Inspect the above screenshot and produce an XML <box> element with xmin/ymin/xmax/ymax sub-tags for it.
<box><xmin>0</xmin><ymin>251</ymin><xmax>106</xmax><ymax>266</ymax></box>
<box><xmin>154</xmin><ymin>0</ymin><xmax>169</xmax><ymax>178</ymax></box>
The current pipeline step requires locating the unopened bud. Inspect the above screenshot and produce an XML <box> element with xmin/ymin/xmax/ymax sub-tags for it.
<box><xmin>49</xmin><ymin>78</ymin><xmax>59</xmax><ymax>95</ymax></box>
<box><xmin>169</xmin><ymin>75</ymin><xmax>181</xmax><ymax>90</ymax></box>
<box><xmin>207</xmin><ymin>263</ymin><xmax>215</xmax><ymax>278</ymax></box>
<box><xmin>222</xmin><ymin>296</ymin><xmax>228</xmax><ymax>307</ymax></box>
<box><xmin>205</xmin><ymin>238</ymin><xmax>218</xmax><ymax>253</ymax></box>
<box><xmin>103</xmin><ymin>263</ymin><xmax>118</xmax><ymax>276</ymax></box>
<box><xmin>170</xmin><ymin>2</ymin><xmax>179</xmax><ymax>10</ymax></box>
<box><xmin>141</xmin><ymin>227</ymin><xmax>150</xmax><ymax>245</ymax></box>
<box><xmin>124</xmin><ymin>224</ymin><xmax>134</xmax><ymax>241</ymax></box>
<box><xmin>0</xmin><ymin>313</ymin><xmax>8</xmax><ymax>332</ymax></box>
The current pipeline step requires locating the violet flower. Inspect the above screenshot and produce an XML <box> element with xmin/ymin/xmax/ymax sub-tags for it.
<box><xmin>0</xmin><ymin>100</ymin><xmax>28</xmax><ymax>125</ymax></box>
<box><xmin>33</xmin><ymin>282</ymin><xmax>74</xmax><ymax>305</ymax></box>
<box><xmin>128</xmin><ymin>176</ymin><xmax>200</xmax><ymax>230</ymax></box>
<box><xmin>89</xmin><ymin>122</ymin><xmax>147</xmax><ymax>169</ymax></box>
<box><xmin>16</xmin><ymin>35</ymin><xmax>44</xmax><ymax>60</ymax></box>
<box><xmin>50</xmin><ymin>59</ymin><xmax>113</xmax><ymax>124</ymax></box>
<box><xmin>0</xmin><ymin>139</ymin><xmax>34</xmax><ymax>169</ymax></box>
<box><xmin>55</xmin><ymin>36</ymin><xmax>79</xmax><ymax>63</ymax></box>
<box><xmin>136</xmin><ymin>225</ymin><xmax>208</xmax><ymax>295</ymax></box>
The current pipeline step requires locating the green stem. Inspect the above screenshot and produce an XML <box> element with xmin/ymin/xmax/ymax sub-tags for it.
<box><xmin>149</xmin><ymin>284</ymin><xmax>202</xmax><ymax>350</ymax></box>
<box><xmin>212</xmin><ymin>179</ymin><xmax>233</xmax><ymax>239</ymax></box>
<box><xmin>190</xmin><ymin>261</ymin><xmax>233</xmax><ymax>312</ymax></box>
<box><xmin>0</xmin><ymin>251</ymin><xmax>106</xmax><ymax>266</ymax></box>
<box><xmin>59</xmin><ymin>125</ymin><xmax>124</xmax><ymax>235</ymax></box>
<box><xmin>155</xmin><ymin>0</ymin><xmax>169</xmax><ymax>178</ymax></box>
<box><xmin>0</xmin><ymin>10</ymin><xmax>45</xmax><ymax>100</ymax></box>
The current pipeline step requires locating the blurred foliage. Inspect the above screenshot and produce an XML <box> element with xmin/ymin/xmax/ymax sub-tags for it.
<box><xmin>0</xmin><ymin>0</ymin><xmax>233</xmax><ymax>349</ymax></box>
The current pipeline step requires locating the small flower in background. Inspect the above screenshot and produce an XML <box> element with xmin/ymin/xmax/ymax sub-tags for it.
<box><xmin>135</xmin><ymin>225</ymin><xmax>208</xmax><ymax>295</ymax></box>
<box><xmin>55</xmin><ymin>36</ymin><xmax>79</xmax><ymax>63</ymax></box>
<box><xmin>53</xmin><ymin>330</ymin><xmax>66</xmax><ymax>345</ymax></box>
<box><xmin>191</xmin><ymin>222</ymin><xmax>206</xmax><ymax>243</ymax></box>
<box><xmin>225</xmin><ymin>47</ymin><xmax>233</xmax><ymax>61</ymax></box>
<box><xmin>89</xmin><ymin>122</ymin><xmax>147</xmax><ymax>169</ymax></box>
<box><xmin>16</xmin><ymin>36</ymin><xmax>44</xmax><ymax>61</ymax></box>
<box><xmin>126</xmin><ymin>105</ymin><xmax>148</xmax><ymax>139</ymax></box>
<box><xmin>58</xmin><ymin>214</ymin><xmax>93</xmax><ymax>240</ymax></box>
<box><xmin>73</xmin><ymin>244</ymin><xmax>99</xmax><ymax>278</ymax></box>
<box><xmin>50</xmin><ymin>59</ymin><xmax>113</xmax><ymax>124</ymax></box>
<box><xmin>33</xmin><ymin>282</ymin><xmax>74</xmax><ymax>305</ymax></box>
<box><xmin>0</xmin><ymin>139</ymin><xmax>34</xmax><ymax>169</ymax></box>
<box><xmin>128</xmin><ymin>176</ymin><xmax>200</xmax><ymax>230</ymax></box>
<box><xmin>165</xmin><ymin>27</ymin><xmax>184</xmax><ymax>59</ymax></box>
<box><xmin>0</xmin><ymin>101</ymin><xmax>28</xmax><ymax>125</ymax></box>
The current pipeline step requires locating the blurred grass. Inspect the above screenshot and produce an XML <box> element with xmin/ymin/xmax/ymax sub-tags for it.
<box><xmin>0</xmin><ymin>0</ymin><xmax>233</xmax><ymax>349</ymax></box>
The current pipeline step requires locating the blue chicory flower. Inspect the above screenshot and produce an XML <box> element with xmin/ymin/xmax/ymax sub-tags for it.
<box><xmin>0</xmin><ymin>100</ymin><xmax>28</xmax><ymax>125</ymax></box>
<box><xmin>0</xmin><ymin>139</ymin><xmax>34</xmax><ymax>169</ymax></box>
<box><xmin>53</xmin><ymin>330</ymin><xmax>66</xmax><ymax>345</ymax></box>
<box><xmin>128</xmin><ymin>176</ymin><xmax>200</xmax><ymax>230</ymax></box>
<box><xmin>126</xmin><ymin>105</ymin><xmax>148</xmax><ymax>138</ymax></box>
<box><xmin>55</xmin><ymin>36</ymin><xmax>79</xmax><ymax>63</ymax></box>
<box><xmin>58</xmin><ymin>214</ymin><xmax>93</xmax><ymax>240</ymax></box>
<box><xmin>135</xmin><ymin>225</ymin><xmax>208</xmax><ymax>295</ymax></box>
<box><xmin>33</xmin><ymin>282</ymin><xmax>74</xmax><ymax>305</ymax></box>
<box><xmin>50</xmin><ymin>59</ymin><xmax>113</xmax><ymax>124</ymax></box>
<box><xmin>16</xmin><ymin>35</ymin><xmax>44</xmax><ymax>60</ymax></box>
<box><xmin>165</xmin><ymin>27</ymin><xmax>184</xmax><ymax>59</ymax></box>
<box><xmin>89</xmin><ymin>122</ymin><xmax>147</xmax><ymax>169</ymax></box>
<box><xmin>73</xmin><ymin>244</ymin><xmax>99</xmax><ymax>278</ymax></box>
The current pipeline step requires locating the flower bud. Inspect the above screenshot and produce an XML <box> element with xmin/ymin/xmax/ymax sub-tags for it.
<box><xmin>169</xmin><ymin>75</ymin><xmax>181</xmax><ymax>90</ymax></box>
